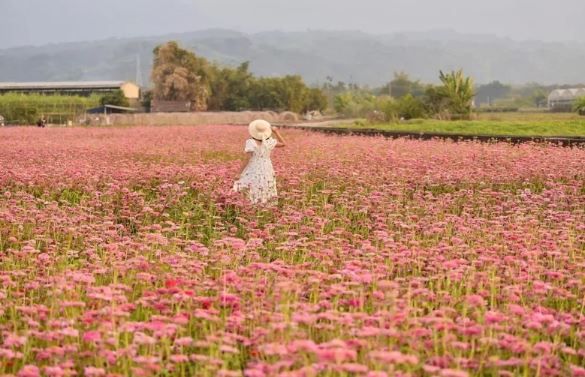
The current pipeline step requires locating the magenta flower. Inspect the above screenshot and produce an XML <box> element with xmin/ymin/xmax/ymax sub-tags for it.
<box><xmin>82</xmin><ymin>331</ymin><xmax>102</xmax><ymax>343</ymax></box>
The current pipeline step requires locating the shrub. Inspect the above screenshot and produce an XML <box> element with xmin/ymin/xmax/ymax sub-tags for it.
<box><xmin>373</xmin><ymin>95</ymin><xmax>426</xmax><ymax>122</ymax></box>
<box><xmin>573</xmin><ymin>96</ymin><xmax>585</xmax><ymax>115</ymax></box>
<box><xmin>395</xmin><ymin>94</ymin><xmax>426</xmax><ymax>119</ymax></box>
<box><xmin>304</xmin><ymin>87</ymin><xmax>328</xmax><ymax>113</ymax></box>
<box><xmin>100</xmin><ymin>90</ymin><xmax>130</xmax><ymax>107</ymax></box>
<box><xmin>334</xmin><ymin>92</ymin><xmax>377</xmax><ymax>118</ymax></box>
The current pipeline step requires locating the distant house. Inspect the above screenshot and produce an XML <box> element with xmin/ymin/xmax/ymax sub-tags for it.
<box><xmin>0</xmin><ymin>81</ymin><xmax>140</xmax><ymax>104</ymax></box>
<box><xmin>548</xmin><ymin>88</ymin><xmax>585</xmax><ymax>112</ymax></box>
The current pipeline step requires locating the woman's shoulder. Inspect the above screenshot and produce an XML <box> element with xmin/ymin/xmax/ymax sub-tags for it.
<box><xmin>244</xmin><ymin>138</ymin><xmax>257</xmax><ymax>152</ymax></box>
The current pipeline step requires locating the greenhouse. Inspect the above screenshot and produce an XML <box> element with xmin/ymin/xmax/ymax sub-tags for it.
<box><xmin>547</xmin><ymin>88</ymin><xmax>585</xmax><ymax>112</ymax></box>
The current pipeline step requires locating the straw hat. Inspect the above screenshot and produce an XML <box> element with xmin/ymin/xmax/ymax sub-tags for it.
<box><xmin>248</xmin><ymin>119</ymin><xmax>272</xmax><ymax>140</ymax></box>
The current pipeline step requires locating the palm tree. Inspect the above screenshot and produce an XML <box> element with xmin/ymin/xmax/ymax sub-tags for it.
<box><xmin>438</xmin><ymin>70</ymin><xmax>475</xmax><ymax>119</ymax></box>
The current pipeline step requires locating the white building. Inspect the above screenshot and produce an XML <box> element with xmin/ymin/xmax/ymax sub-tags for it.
<box><xmin>548</xmin><ymin>88</ymin><xmax>585</xmax><ymax>112</ymax></box>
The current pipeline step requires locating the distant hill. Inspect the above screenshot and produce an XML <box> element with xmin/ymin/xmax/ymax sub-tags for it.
<box><xmin>1</xmin><ymin>29</ymin><xmax>584</xmax><ymax>87</ymax></box>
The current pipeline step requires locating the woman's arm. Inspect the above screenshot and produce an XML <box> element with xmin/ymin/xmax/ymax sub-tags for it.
<box><xmin>272</xmin><ymin>127</ymin><xmax>286</xmax><ymax>147</ymax></box>
<box><xmin>235</xmin><ymin>153</ymin><xmax>252</xmax><ymax>179</ymax></box>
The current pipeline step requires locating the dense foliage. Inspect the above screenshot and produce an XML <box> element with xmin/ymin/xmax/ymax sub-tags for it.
<box><xmin>334</xmin><ymin>70</ymin><xmax>476</xmax><ymax>121</ymax></box>
<box><xmin>151</xmin><ymin>42</ymin><xmax>211</xmax><ymax>111</ymax></box>
<box><xmin>150</xmin><ymin>42</ymin><xmax>327</xmax><ymax>113</ymax></box>
<box><xmin>99</xmin><ymin>90</ymin><xmax>130</xmax><ymax>108</ymax></box>
<box><xmin>474</xmin><ymin>81</ymin><xmax>512</xmax><ymax>106</ymax></box>
<box><xmin>573</xmin><ymin>96</ymin><xmax>585</xmax><ymax>115</ymax></box>
<box><xmin>437</xmin><ymin>70</ymin><xmax>475</xmax><ymax>119</ymax></box>
<box><xmin>0</xmin><ymin>94</ymin><xmax>100</xmax><ymax>125</ymax></box>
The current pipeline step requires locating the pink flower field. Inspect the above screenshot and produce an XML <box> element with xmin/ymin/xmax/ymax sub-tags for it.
<box><xmin>0</xmin><ymin>126</ymin><xmax>584</xmax><ymax>377</ymax></box>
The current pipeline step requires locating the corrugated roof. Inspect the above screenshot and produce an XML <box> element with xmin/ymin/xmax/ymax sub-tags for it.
<box><xmin>0</xmin><ymin>81</ymin><xmax>131</xmax><ymax>90</ymax></box>
<box><xmin>548</xmin><ymin>88</ymin><xmax>585</xmax><ymax>101</ymax></box>
<box><xmin>87</xmin><ymin>104</ymin><xmax>138</xmax><ymax>113</ymax></box>
<box><xmin>103</xmin><ymin>104</ymin><xmax>137</xmax><ymax>111</ymax></box>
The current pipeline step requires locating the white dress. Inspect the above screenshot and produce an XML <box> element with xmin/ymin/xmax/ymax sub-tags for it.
<box><xmin>233</xmin><ymin>138</ymin><xmax>278</xmax><ymax>204</ymax></box>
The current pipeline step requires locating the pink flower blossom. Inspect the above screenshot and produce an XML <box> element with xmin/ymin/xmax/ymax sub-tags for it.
<box><xmin>0</xmin><ymin>126</ymin><xmax>583</xmax><ymax>376</ymax></box>
<box><xmin>82</xmin><ymin>331</ymin><xmax>102</xmax><ymax>343</ymax></box>
<box><xmin>18</xmin><ymin>365</ymin><xmax>40</xmax><ymax>377</ymax></box>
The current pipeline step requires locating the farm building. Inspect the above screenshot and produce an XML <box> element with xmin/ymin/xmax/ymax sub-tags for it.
<box><xmin>0</xmin><ymin>81</ymin><xmax>140</xmax><ymax>102</ymax></box>
<box><xmin>548</xmin><ymin>88</ymin><xmax>585</xmax><ymax>112</ymax></box>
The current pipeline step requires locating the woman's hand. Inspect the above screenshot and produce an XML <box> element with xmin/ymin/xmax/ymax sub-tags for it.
<box><xmin>272</xmin><ymin>127</ymin><xmax>286</xmax><ymax>147</ymax></box>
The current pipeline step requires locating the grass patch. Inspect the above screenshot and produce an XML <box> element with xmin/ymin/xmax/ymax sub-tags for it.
<box><xmin>346</xmin><ymin>113</ymin><xmax>585</xmax><ymax>137</ymax></box>
<box><xmin>364</xmin><ymin>120</ymin><xmax>585</xmax><ymax>137</ymax></box>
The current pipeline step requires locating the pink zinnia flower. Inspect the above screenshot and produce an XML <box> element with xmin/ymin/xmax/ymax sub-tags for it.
<box><xmin>82</xmin><ymin>331</ymin><xmax>102</xmax><ymax>343</ymax></box>
<box><xmin>43</xmin><ymin>366</ymin><xmax>65</xmax><ymax>377</ymax></box>
<box><xmin>169</xmin><ymin>354</ymin><xmax>189</xmax><ymax>363</ymax></box>
<box><xmin>18</xmin><ymin>365</ymin><xmax>40</xmax><ymax>377</ymax></box>
<box><xmin>174</xmin><ymin>337</ymin><xmax>193</xmax><ymax>347</ymax></box>
<box><xmin>571</xmin><ymin>365</ymin><xmax>585</xmax><ymax>377</ymax></box>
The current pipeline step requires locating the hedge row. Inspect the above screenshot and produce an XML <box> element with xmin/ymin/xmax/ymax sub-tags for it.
<box><xmin>0</xmin><ymin>93</ymin><xmax>100</xmax><ymax>125</ymax></box>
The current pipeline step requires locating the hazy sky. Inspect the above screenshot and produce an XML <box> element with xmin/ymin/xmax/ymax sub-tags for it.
<box><xmin>1</xmin><ymin>0</ymin><xmax>584</xmax><ymax>48</ymax></box>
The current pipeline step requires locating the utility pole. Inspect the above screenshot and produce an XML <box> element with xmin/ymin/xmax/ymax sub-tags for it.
<box><xmin>135</xmin><ymin>54</ymin><xmax>143</xmax><ymax>87</ymax></box>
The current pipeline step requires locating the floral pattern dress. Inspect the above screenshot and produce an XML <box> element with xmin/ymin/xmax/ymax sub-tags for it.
<box><xmin>233</xmin><ymin>138</ymin><xmax>278</xmax><ymax>204</ymax></box>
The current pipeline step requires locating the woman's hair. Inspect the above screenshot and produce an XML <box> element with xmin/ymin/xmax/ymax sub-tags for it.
<box><xmin>252</xmin><ymin>137</ymin><xmax>270</xmax><ymax>142</ymax></box>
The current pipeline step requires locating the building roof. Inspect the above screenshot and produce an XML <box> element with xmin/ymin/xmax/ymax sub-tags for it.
<box><xmin>87</xmin><ymin>105</ymin><xmax>138</xmax><ymax>113</ymax></box>
<box><xmin>548</xmin><ymin>88</ymin><xmax>585</xmax><ymax>101</ymax></box>
<box><xmin>0</xmin><ymin>81</ymin><xmax>134</xmax><ymax>90</ymax></box>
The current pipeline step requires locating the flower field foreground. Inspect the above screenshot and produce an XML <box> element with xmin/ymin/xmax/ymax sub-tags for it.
<box><xmin>0</xmin><ymin>126</ymin><xmax>584</xmax><ymax>377</ymax></box>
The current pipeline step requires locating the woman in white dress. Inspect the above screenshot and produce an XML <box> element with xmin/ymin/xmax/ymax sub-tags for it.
<box><xmin>233</xmin><ymin>119</ymin><xmax>286</xmax><ymax>205</ymax></box>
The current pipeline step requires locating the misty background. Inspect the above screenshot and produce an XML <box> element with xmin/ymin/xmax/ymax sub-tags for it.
<box><xmin>2</xmin><ymin>0</ymin><xmax>585</xmax><ymax>47</ymax></box>
<box><xmin>1</xmin><ymin>0</ymin><xmax>584</xmax><ymax>86</ymax></box>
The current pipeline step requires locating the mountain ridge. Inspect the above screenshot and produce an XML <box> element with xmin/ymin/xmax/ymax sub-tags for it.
<box><xmin>0</xmin><ymin>29</ymin><xmax>583</xmax><ymax>86</ymax></box>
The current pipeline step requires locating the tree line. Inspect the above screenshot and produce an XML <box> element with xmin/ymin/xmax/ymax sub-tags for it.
<box><xmin>149</xmin><ymin>41</ymin><xmax>327</xmax><ymax>114</ymax></box>
<box><xmin>332</xmin><ymin>70</ymin><xmax>476</xmax><ymax>121</ymax></box>
<box><xmin>147</xmin><ymin>41</ymin><xmax>585</xmax><ymax>120</ymax></box>
<box><xmin>330</xmin><ymin>72</ymin><xmax>585</xmax><ymax>121</ymax></box>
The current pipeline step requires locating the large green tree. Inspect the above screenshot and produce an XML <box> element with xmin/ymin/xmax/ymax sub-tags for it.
<box><xmin>249</xmin><ymin>78</ymin><xmax>285</xmax><ymax>111</ymax></box>
<box><xmin>279</xmin><ymin>75</ymin><xmax>309</xmax><ymax>114</ymax></box>
<box><xmin>379</xmin><ymin>72</ymin><xmax>425</xmax><ymax>98</ymax></box>
<box><xmin>475</xmin><ymin>81</ymin><xmax>511</xmax><ymax>106</ymax></box>
<box><xmin>208</xmin><ymin>62</ymin><xmax>254</xmax><ymax>111</ymax></box>
<box><xmin>304</xmin><ymin>87</ymin><xmax>328</xmax><ymax>113</ymax></box>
